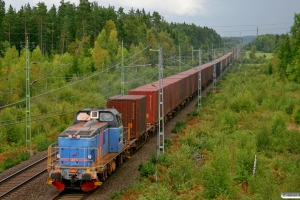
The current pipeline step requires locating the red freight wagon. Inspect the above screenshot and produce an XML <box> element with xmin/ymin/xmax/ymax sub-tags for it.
<box><xmin>177</xmin><ymin>72</ymin><xmax>194</xmax><ymax>98</ymax></box>
<box><xmin>221</xmin><ymin>56</ymin><xmax>227</xmax><ymax>71</ymax></box>
<box><xmin>161</xmin><ymin>78</ymin><xmax>182</xmax><ymax>110</ymax></box>
<box><xmin>128</xmin><ymin>86</ymin><xmax>158</xmax><ymax>125</ymax></box>
<box><xmin>200</xmin><ymin>63</ymin><xmax>214</xmax><ymax>87</ymax></box>
<box><xmin>145</xmin><ymin>82</ymin><xmax>172</xmax><ymax>118</ymax></box>
<box><xmin>107</xmin><ymin>95</ymin><xmax>146</xmax><ymax>140</ymax></box>
<box><xmin>180</xmin><ymin>68</ymin><xmax>199</xmax><ymax>94</ymax></box>
<box><xmin>167</xmin><ymin>74</ymin><xmax>190</xmax><ymax>101</ymax></box>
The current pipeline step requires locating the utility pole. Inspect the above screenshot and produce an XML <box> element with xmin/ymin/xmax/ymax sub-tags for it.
<box><xmin>121</xmin><ymin>40</ymin><xmax>124</xmax><ymax>95</ymax></box>
<box><xmin>192</xmin><ymin>46</ymin><xmax>194</xmax><ymax>65</ymax></box>
<box><xmin>179</xmin><ymin>45</ymin><xmax>181</xmax><ymax>72</ymax></box>
<box><xmin>194</xmin><ymin>48</ymin><xmax>202</xmax><ymax>110</ymax></box>
<box><xmin>150</xmin><ymin>46</ymin><xmax>164</xmax><ymax>156</ymax></box>
<box><xmin>213</xmin><ymin>49</ymin><xmax>216</xmax><ymax>93</ymax></box>
<box><xmin>158</xmin><ymin>46</ymin><xmax>164</xmax><ymax>156</ymax></box>
<box><xmin>25</xmin><ymin>34</ymin><xmax>32</xmax><ymax>152</ymax></box>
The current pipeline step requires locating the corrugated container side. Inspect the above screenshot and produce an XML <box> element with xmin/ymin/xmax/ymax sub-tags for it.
<box><xmin>128</xmin><ymin>88</ymin><xmax>158</xmax><ymax>125</ymax></box>
<box><xmin>216</xmin><ymin>62</ymin><xmax>221</xmax><ymax>77</ymax></box>
<box><xmin>168</xmin><ymin>74</ymin><xmax>190</xmax><ymax>100</ymax></box>
<box><xmin>162</xmin><ymin>78</ymin><xmax>181</xmax><ymax>110</ymax></box>
<box><xmin>201</xmin><ymin>63</ymin><xmax>214</xmax><ymax>86</ymax></box>
<box><xmin>182</xmin><ymin>68</ymin><xmax>199</xmax><ymax>94</ymax></box>
<box><xmin>149</xmin><ymin>82</ymin><xmax>172</xmax><ymax>116</ymax></box>
<box><xmin>107</xmin><ymin>95</ymin><xmax>146</xmax><ymax>139</ymax></box>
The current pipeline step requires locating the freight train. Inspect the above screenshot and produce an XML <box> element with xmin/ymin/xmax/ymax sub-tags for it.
<box><xmin>46</xmin><ymin>52</ymin><xmax>234</xmax><ymax>192</ymax></box>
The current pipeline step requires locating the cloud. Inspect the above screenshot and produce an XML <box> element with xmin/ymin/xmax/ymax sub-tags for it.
<box><xmin>108</xmin><ymin>0</ymin><xmax>207</xmax><ymax>16</ymax></box>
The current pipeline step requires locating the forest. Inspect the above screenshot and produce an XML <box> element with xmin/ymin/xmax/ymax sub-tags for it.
<box><xmin>0</xmin><ymin>0</ymin><xmax>222</xmax><ymax>57</ymax></box>
<box><xmin>0</xmin><ymin>0</ymin><xmax>237</xmax><ymax>170</ymax></box>
<box><xmin>114</xmin><ymin>13</ymin><xmax>300</xmax><ymax>199</ymax></box>
<box><xmin>1</xmin><ymin>0</ymin><xmax>299</xmax><ymax>198</ymax></box>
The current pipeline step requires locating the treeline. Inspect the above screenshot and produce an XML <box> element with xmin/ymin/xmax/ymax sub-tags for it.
<box><xmin>0</xmin><ymin>0</ymin><xmax>229</xmax><ymax>168</ymax></box>
<box><xmin>272</xmin><ymin>13</ymin><xmax>300</xmax><ymax>82</ymax></box>
<box><xmin>0</xmin><ymin>0</ymin><xmax>221</xmax><ymax>57</ymax></box>
<box><xmin>246</xmin><ymin>34</ymin><xmax>286</xmax><ymax>53</ymax></box>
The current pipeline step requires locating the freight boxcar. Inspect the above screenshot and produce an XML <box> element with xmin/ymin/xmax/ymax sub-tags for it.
<box><xmin>107</xmin><ymin>95</ymin><xmax>147</xmax><ymax>141</ymax></box>
<box><xmin>128</xmin><ymin>86</ymin><xmax>159</xmax><ymax>125</ymax></box>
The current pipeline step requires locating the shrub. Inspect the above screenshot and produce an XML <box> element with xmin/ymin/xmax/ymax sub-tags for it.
<box><xmin>215</xmin><ymin>109</ymin><xmax>237</xmax><ymax>132</ymax></box>
<box><xmin>287</xmin><ymin>130</ymin><xmax>300</xmax><ymax>154</ymax></box>
<box><xmin>230</xmin><ymin>92</ymin><xmax>256</xmax><ymax>113</ymax></box>
<box><xmin>138</xmin><ymin>162</ymin><xmax>156</xmax><ymax>177</ymax></box>
<box><xmin>284</xmin><ymin>99</ymin><xmax>295</xmax><ymax>114</ymax></box>
<box><xmin>171</xmin><ymin>121</ymin><xmax>187</xmax><ymax>133</ymax></box>
<box><xmin>33</xmin><ymin>134</ymin><xmax>52</xmax><ymax>151</ymax></box>
<box><xmin>256</xmin><ymin>128</ymin><xmax>271</xmax><ymax>152</ymax></box>
<box><xmin>188</xmin><ymin>109</ymin><xmax>201</xmax><ymax>117</ymax></box>
<box><xmin>270</xmin><ymin>112</ymin><xmax>286</xmax><ymax>135</ymax></box>
<box><xmin>292</xmin><ymin>107</ymin><xmax>300</xmax><ymax>124</ymax></box>
<box><xmin>19</xmin><ymin>150</ymin><xmax>30</xmax><ymax>161</ymax></box>
<box><xmin>201</xmin><ymin>147</ymin><xmax>234</xmax><ymax>199</ymax></box>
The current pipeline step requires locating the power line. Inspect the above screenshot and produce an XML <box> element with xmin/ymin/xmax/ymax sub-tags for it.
<box><xmin>210</xmin><ymin>22</ymin><xmax>291</xmax><ymax>28</ymax></box>
<box><xmin>0</xmin><ymin>44</ymin><xmax>152</xmax><ymax>111</ymax></box>
<box><xmin>0</xmin><ymin>70</ymin><xmax>25</xmax><ymax>80</ymax></box>
<box><xmin>218</xmin><ymin>27</ymin><xmax>290</xmax><ymax>33</ymax></box>
<box><xmin>0</xmin><ymin>92</ymin><xmax>117</xmax><ymax>126</ymax></box>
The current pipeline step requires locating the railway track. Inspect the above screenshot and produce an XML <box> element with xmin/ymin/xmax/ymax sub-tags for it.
<box><xmin>0</xmin><ymin>154</ymin><xmax>54</xmax><ymax>199</ymax></box>
<box><xmin>52</xmin><ymin>190</ymin><xmax>93</xmax><ymax>200</ymax></box>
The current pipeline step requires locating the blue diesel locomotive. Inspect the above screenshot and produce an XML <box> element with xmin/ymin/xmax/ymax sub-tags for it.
<box><xmin>46</xmin><ymin>108</ymin><xmax>130</xmax><ymax>192</ymax></box>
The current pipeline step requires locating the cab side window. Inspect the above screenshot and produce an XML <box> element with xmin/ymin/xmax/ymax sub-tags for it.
<box><xmin>116</xmin><ymin>115</ymin><xmax>122</xmax><ymax>126</ymax></box>
<box><xmin>100</xmin><ymin>113</ymin><xmax>114</xmax><ymax>122</ymax></box>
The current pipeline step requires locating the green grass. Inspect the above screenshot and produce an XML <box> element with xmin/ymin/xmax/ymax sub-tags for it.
<box><xmin>245</xmin><ymin>50</ymin><xmax>273</xmax><ymax>59</ymax></box>
<box><xmin>111</xmin><ymin>59</ymin><xmax>300</xmax><ymax>200</ymax></box>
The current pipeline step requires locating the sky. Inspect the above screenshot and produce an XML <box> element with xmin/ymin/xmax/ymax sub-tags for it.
<box><xmin>5</xmin><ymin>0</ymin><xmax>300</xmax><ymax>37</ymax></box>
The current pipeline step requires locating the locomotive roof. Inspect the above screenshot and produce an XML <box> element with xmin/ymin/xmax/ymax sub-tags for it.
<box><xmin>59</xmin><ymin>121</ymin><xmax>108</xmax><ymax>138</ymax></box>
<box><xmin>78</xmin><ymin>108</ymin><xmax>120</xmax><ymax>115</ymax></box>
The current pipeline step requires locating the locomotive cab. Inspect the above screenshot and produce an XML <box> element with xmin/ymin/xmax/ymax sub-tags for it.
<box><xmin>74</xmin><ymin>108</ymin><xmax>123</xmax><ymax>128</ymax></box>
<box><xmin>47</xmin><ymin>108</ymin><xmax>125</xmax><ymax>192</ymax></box>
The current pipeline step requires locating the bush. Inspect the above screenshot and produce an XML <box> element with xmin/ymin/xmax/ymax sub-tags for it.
<box><xmin>201</xmin><ymin>147</ymin><xmax>235</xmax><ymax>199</ymax></box>
<box><xmin>171</xmin><ymin>121</ymin><xmax>187</xmax><ymax>133</ymax></box>
<box><xmin>138</xmin><ymin>162</ymin><xmax>156</xmax><ymax>177</ymax></box>
<box><xmin>287</xmin><ymin>130</ymin><xmax>300</xmax><ymax>154</ymax></box>
<box><xmin>284</xmin><ymin>99</ymin><xmax>295</xmax><ymax>114</ymax></box>
<box><xmin>256</xmin><ymin>128</ymin><xmax>271</xmax><ymax>152</ymax></box>
<box><xmin>215</xmin><ymin>109</ymin><xmax>237</xmax><ymax>132</ymax></box>
<box><xmin>19</xmin><ymin>150</ymin><xmax>30</xmax><ymax>161</ymax></box>
<box><xmin>292</xmin><ymin>107</ymin><xmax>300</xmax><ymax>124</ymax></box>
<box><xmin>230</xmin><ymin>92</ymin><xmax>256</xmax><ymax>113</ymax></box>
<box><xmin>270</xmin><ymin>112</ymin><xmax>286</xmax><ymax>135</ymax></box>
<box><xmin>33</xmin><ymin>134</ymin><xmax>52</xmax><ymax>151</ymax></box>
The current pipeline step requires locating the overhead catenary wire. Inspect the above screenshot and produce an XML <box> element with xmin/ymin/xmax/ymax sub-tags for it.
<box><xmin>0</xmin><ymin>91</ymin><xmax>118</xmax><ymax>126</ymax></box>
<box><xmin>0</xmin><ymin>45</ymin><xmax>156</xmax><ymax>126</ymax></box>
<box><xmin>0</xmin><ymin>44</ymin><xmax>152</xmax><ymax>110</ymax></box>
<box><xmin>0</xmin><ymin>70</ymin><xmax>25</xmax><ymax>80</ymax></box>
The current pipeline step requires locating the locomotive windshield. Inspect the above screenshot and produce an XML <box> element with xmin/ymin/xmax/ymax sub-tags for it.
<box><xmin>77</xmin><ymin>112</ymin><xmax>90</xmax><ymax>121</ymax></box>
<box><xmin>100</xmin><ymin>113</ymin><xmax>113</xmax><ymax>121</ymax></box>
<box><xmin>76</xmin><ymin>112</ymin><xmax>114</xmax><ymax>122</ymax></box>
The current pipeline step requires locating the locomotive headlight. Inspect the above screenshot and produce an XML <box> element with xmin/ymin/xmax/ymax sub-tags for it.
<box><xmin>57</xmin><ymin>154</ymin><xmax>60</xmax><ymax>159</ymax></box>
<box><xmin>76</xmin><ymin>135</ymin><xmax>81</xmax><ymax>139</ymax></box>
<box><xmin>88</xmin><ymin>155</ymin><xmax>92</xmax><ymax>159</ymax></box>
<box><xmin>68</xmin><ymin>135</ymin><xmax>72</xmax><ymax>138</ymax></box>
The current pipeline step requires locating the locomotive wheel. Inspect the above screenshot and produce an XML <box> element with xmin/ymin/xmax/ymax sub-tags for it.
<box><xmin>107</xmin><ymin>164</ymin><xmax>112</xmax><ymax>175</ymax></box>
<box><xmin>111</xmin><ymin>161</ymin><xmax>116</xmax><ymax>172</ymax></box>
<box><xmin>100</xmin><ymin>169</ymin><xmax>107</xmax><ymax>182</ymax></box>
<box><xmin>119</xmin><ymin>154</ymin><xmax>123</xmax><ymax>164</ymax></box>
<box><xmin>122</xmin><ymin>153</ymin><xmax>126</xmax><ymax>162</ymax></box>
